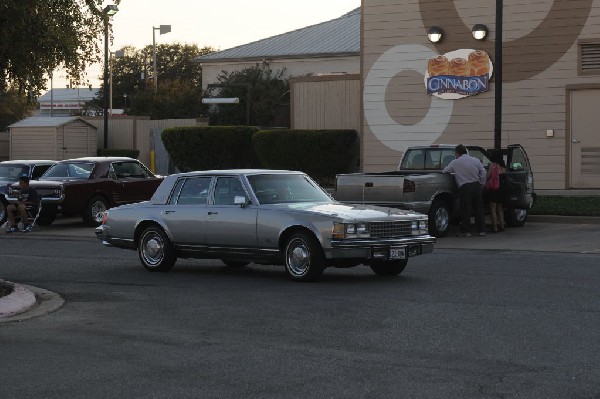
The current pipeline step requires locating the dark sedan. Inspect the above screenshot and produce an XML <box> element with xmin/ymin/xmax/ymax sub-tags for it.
<box><xmin>0</xmin><ymin>160</ymin><xmax>56</xmax><ymax>225</ymax></box>
<box><xmin>7</xmin><ymin>157</ymin><xmax>162</xmax><ymax>226</ymax></box>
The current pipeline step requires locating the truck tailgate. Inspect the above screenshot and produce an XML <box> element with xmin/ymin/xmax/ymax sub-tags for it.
<box><xmin>335</xmin><ymin>173</ymin><xmax>406</xmax><ymax>206</ymax></box>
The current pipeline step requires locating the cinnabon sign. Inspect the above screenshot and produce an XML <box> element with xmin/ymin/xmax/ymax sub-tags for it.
<box><xmin>425</xmin><ymin>49</ymin><xmax>493</xmax><ymax>99</ymax></box>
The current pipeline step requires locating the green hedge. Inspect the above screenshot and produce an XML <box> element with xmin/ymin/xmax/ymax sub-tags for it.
<box><xmin>97</xmin><ymin>149</ymin><xmax>140</xmax><ymax>158</ymax></box>
<box><xmin>530</xmin><ymin>196</ymin><xmax>600</xmax><ymax>216</ymax></box>
<box><xmin>253</xmin><ymin>129</ymin><xmax>359</xmax><ymax>185</ymax></box>
<box><xmin>162</xmin><ymin>126</ymin><xmax>260</xmax><ymax>171</ymax></box>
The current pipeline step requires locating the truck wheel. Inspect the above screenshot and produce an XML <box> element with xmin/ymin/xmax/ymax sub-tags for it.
<box><xmin>284</xmin><ymin>232</ymin><xmax>325</xmax><ymax>282</ymax></box>
<box><xmin>138</xmin><ymin>226</ymin><xmax>176</xmax><ymax>272</ymax></box>
<box><xmin>506</xmin><ymin>208</ymin><xmax>527</xmax><ymax>227</ymax></box>
<box><xmin>370</xmin><ymin>259</ymin><xmax>408</xmax><ymax>276</ymax></box>
<box><xmin>428</xmin><ymin>200</ymin><xmax>450</xmax><ymax>237</ymax></box>
<box><xmin>0</xmin><ymin>199</ymin><xmax>7</xmax><ymax>225</ymax></box>
<box><xmin>83</xmin><ymin>196</ymin><xmax>109</xmax><ymax>227</ymax></box>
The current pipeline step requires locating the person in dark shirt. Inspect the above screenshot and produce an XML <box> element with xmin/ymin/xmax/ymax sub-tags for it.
<box><xmin>6</xmin><ymin>175</ymin><xmax>40</xmax><ymax>233</ymax></box>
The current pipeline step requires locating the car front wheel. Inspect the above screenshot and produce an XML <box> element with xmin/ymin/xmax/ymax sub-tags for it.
<box><xmin>0</xmin><ymin>199</ymin><xmax>7</xmax><ymax>225</ymax></box>
<box><xmin>284</xmin><ymin>232</ymin><xmax>325</xmax><ymax>282</ymax></box>
<box><xmin>83</xmin><ymin>196</ymin><xmax>109</xmax><ymax>226</ymax></box>
<box><xmin>370</xmin><ymin>259</ymin><xmax>408</xmax><ymax>276</ymax></box>
<box><xmin>506</xmin><ymin>208</ymin><xmax>528</xmax><ymax>227</ymax></box>
<box><xmin>138</xmin><ymin>226</ymin><xmax>176</xmax><ymax>272</ymax></box>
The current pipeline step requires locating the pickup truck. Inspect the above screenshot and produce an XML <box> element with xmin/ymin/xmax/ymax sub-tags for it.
<box><xmin>335</xmin><ymin>144</ymin><xmax>535</xmax><ymax>237</ymax></box>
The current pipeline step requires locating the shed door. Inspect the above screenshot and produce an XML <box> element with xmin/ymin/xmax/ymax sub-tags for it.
<box><xmin>64</xmin><ymin>127</ymin><xmax>90</xmax><ymax>159</ymax></box>
<box><xmin>570</xmin><ymin>90</ymin><xmax>600</xmax><ymax>188</ymax></box>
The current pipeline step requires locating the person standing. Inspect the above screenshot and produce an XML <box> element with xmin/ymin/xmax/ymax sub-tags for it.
<box><xmin>442</xmin><ymin>144</ymin><xmax>487</xmax><ymax>237</ymax></box>
<box><xmin>484</xmin><ymin>149</ymin><xmax>507</xmax><ymax>232</ymax></box>
<box><xmin>6</xmin><ymin>175</ymin><xmax>40</xmax><ymax>233</ymax></box>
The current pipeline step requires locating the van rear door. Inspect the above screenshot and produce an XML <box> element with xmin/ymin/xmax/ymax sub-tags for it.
<box><xmin>504</xmin><ymin>144</ymin><xmax>535</xmax><ymax>209</ymax></box>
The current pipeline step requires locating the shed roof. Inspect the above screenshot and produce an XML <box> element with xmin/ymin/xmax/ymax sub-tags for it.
<box><xmin>195</xmin><ymin>8</ymin><xmax>360</xmax><ymax>63</ymax></box>
<box><xmin>8</xmin><ymin>116</ymin><xmax>96</xmax><ymax>129</ymax></box>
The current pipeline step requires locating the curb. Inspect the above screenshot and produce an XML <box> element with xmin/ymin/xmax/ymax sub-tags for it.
<box><xmin>528</xmin><ymin>215</ymin><xmax>600</xmax><ymax>224</ymax></box>
<box><xmin>0</xmin><ymin>281</ymin><xmax>36</xmax><ymax>319</ymax></box>
<box><xmin>0</xmin><ymin>283</ymin><xmax>64</xmax><ymax>323</ymax></box>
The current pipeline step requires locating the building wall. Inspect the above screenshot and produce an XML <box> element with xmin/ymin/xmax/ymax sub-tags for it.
<box><xmin>200</xmin><ymin>56</ymin><xmax>359</xmax><ymax>91</ymax></box>
<box><xmin>290</xmin><ymin>74</ymin><xmax>361</xmax><ymax>131</ymax></box>
<box><xmin>83</xmin><ymin>117</ymin><xmax>207</xmax><ymax>167</ymax></box>
<box><xmin>362</xmin><ymin>0</ymin><xmax>600</xmax><ymax>189</ymax></box>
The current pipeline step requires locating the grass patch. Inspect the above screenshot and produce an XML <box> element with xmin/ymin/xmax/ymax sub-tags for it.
<box><xmin>530</xmin><ymin>196</ymin><xmax>600</xmax><ymax>216</ymax></box>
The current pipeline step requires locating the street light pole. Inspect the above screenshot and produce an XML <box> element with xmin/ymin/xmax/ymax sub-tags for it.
<box><xmin>152</xmin><ymin>25</ymin><xmax>171</xmax><ymax>93</ymax></box>
<box><xmin>494</xmin><ymin>0</ymin><xmax>503</xmax><ymax>151</ymax></box>
<box><xmin>102</xmin><ymin>4</ymin><xmax>119</xmax><ymax>150</ymax></box>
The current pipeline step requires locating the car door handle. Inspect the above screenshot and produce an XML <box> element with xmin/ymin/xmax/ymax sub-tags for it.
<box><xmin>164</xmin><ymin>210</ymin><xmax>175</xmax><ymax>214</ymax></box>
<box><xmin>365</xmin><ymin>182</ymin><xmax>374</xmax><ymax>187</ymax></box>
<box><xmin>208</xmin><ymin>211</ymin><xmax>218</xmax><ymax>215</ymax></box>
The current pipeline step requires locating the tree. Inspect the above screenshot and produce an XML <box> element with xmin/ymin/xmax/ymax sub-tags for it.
<box><xmin>0</xmin><ymin>0</ymin><xmax>117</xmax><ymax>129</ymax></box>
<box><xmin>0</xmin><ymin>0</ymin><xmax>117</xmax><ymax>95</ymax></box>
<box><xmin>206</xmin><ymin>66</ymin><xmax>290</xmax><ymax>127</ymax></box>
<box><xmin>98</xmin><ymin>43</ymin><xmax>214</xmax><ymax>117</ymax></box>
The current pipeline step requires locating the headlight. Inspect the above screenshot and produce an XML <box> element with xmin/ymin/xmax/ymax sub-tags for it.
<box><xmin>412</xmin><ymin>219</ymin><xmax>429</xmax><ymax>235</ymax></box>
<box><xmin>333</xmin><ymin>223</ymin><xmax>370</xmax><ymax>239</ymax></box>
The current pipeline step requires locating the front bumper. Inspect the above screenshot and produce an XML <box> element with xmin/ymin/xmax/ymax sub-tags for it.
<box><xmin>327</xmin><ymin>235</ymin><xmax>436</xmax><ymax>260</ymax></box>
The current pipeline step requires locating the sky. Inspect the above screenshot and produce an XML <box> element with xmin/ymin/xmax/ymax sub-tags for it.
<box><xmin>52</xmin><ymin>0</ymin><xmax>361</xmax><ymax>88</ymax></box>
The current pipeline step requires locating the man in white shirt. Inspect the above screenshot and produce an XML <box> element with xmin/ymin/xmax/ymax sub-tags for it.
<box><xmin>442</xmin><ymin>144</ymin><xmax>487</xmax><ymax>237</ymax></box>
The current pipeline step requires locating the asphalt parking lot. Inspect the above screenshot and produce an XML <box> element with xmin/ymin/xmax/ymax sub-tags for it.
<box><xmin>19</xmin><ymin>214</ymin><xmax>600</xmax><ymax>255</ymax></box>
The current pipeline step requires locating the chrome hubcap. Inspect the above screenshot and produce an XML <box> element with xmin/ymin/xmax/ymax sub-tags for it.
<box><xmin>435</xmin><ymin>207</ymin><xmax>449</xmax><ymax>232</ymax></box>
<box><xmin>514</xmin><ymin>209</ymin><xmax>527</xmax><ymax>222</ymax></box>
<box><xmin>92</xmin><ymin>201</ymin><xmax>107</xmax><ymax>223</ymax></box>
<box><xmin>286</xmin><ymin>239</ymin><xmax>310</xmax><ymax>276</ymax></box>
<box><xmin>142</xmin><ymin>233</ymin><xmax>164</xmax><ymax>266</ymax></box>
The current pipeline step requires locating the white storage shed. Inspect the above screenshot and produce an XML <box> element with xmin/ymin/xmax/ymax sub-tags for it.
<box><xmin>8</xmin><ymin>116</ymin><xmax>97</xmax><ymax>160</ymax></box>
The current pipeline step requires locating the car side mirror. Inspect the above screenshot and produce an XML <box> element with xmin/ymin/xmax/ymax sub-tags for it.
<box><xmin>234</xmin><ymin>196</ymin><xmax>248</xmax><ymax>207</ymax></box>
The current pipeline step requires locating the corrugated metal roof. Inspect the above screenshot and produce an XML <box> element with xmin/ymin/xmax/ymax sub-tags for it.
<box><xmin>195</xmin><ymin>8</ymin><xmax>360</xmax><ymax>62</ymax></box>
<box><xmin>37</xmin><ymin>88</ymin><xmax>100</xmax><ymax>103</ymax></box>
<box><xmin>8</xmin><ymin>116</ymin><xmax>96</xmax><ymax>129</ymax></box>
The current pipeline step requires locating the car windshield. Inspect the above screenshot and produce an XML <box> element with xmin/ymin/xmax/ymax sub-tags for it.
<box><xmin>247</xmin><ymin>174</ymin><xmax>333</xmax><ymax>204</ymax></box>
<box><xmin>42</xmin><ymin>162</ymin><xmax>95</xmax><ymax>179</ymax></box>
<box><xmin>0</xmin><ymin>164</ymin><xmax>29</xmax><ymax>180</ymax></box>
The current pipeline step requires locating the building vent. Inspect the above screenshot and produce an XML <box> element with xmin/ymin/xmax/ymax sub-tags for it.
<box><xmin>580</xmin><ymin>42</ymin><xmax>600</xmax><ymax>75</ymax></box>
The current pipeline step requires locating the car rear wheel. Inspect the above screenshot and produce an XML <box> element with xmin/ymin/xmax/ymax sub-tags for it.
<box><xmin>222</xmin><ymin>260</ymin><xmax>249</xmax><ymax>268</ymax></box>
<box><xmin>138</xmin><ymin>226</ymin><xmax>176</xmax><ymax>272</ymax></box>
<box><xmin>428</xmin><ymin>199</ymin><xmax>450</xmax><ymax>237</ymax></box>
<box><xmin>370</xmin><ymin>259</ymin><xmax>408</xmax><ymax>276</ymax></box>
<box><xmin>83</xmin><ymin>196</ymin><xmax>109</xmax><ymax>227</ymax></box>
<box><xmin>284</xmin><ymin>232</ymin><xmax>325</xmax><ymax>282</ymax></box>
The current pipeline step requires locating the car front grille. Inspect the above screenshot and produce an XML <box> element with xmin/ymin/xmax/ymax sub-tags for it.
<box><xmin>369</xmin><ymin>221</ymin><xmax>412</xmax><ymax>238</ymax></box>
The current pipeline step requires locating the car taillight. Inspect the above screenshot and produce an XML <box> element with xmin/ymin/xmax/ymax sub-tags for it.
<box><xmin>403</xmin><ymin>179</ymin><xmax>415</xmax><ymax>193</ymax></box>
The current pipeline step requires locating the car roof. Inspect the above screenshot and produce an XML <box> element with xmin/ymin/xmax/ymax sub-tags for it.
<box><xmin>173</xmin><ymin>169</ymin><xmax>304</xmax><ymax>178</ymax></box>
<box><xmin>0</xmin><ymin>160</ymin><xmax>57</xmax><ymax>165</ymax></box>
<box><xmin>57</xmin><ymin>157</ymin><xmax>137</xmax><ymax>163</ymax></box>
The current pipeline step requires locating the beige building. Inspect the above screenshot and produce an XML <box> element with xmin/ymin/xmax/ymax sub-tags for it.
<box><xmin>195</xmin><ymin>9</ymin><xmax>360</xmax><ymax>91</ymax></box>
<box><xmin>361</xmin><ymin>0</ymin><xmax>600</xmax><ymax>190</ymax></box>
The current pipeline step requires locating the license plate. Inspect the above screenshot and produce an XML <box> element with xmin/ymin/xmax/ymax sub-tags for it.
<box><xmin>389</xmin><ymin>246</ymin><xmax>406</xmax><ymax>260</ymax></box>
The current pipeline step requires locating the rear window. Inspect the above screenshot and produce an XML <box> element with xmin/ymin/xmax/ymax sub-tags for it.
<box><xmin>42</xmin><ymin>162</ymin><xmax>95</xmax><ymax>179</ymax></box>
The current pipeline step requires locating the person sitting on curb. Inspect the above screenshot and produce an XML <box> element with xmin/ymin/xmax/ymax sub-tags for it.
<box><xmin>6</xmin><ymin>175</ymin><xmax>40</xmax><ymax>233</ymax></box>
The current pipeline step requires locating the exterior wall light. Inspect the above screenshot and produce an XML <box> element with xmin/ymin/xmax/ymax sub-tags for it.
<box><xmin>427</xmin><ymin>27</ymin><xmax>443</xmax><ymax>43</ymax></box>
<box><xmin>472</xmin><ymin>24</ymin><xmax>489</xmax><ymax>40</ymax></box>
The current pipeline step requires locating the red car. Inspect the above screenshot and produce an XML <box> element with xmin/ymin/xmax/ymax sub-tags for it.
<box><xmin>8</xmin><ymin>157</ymin><xmax>163</xmax><ymax>226</ymax></box>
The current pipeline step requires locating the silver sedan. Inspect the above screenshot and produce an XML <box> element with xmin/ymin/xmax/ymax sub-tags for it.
<box><xmin>96</xmin><ymin>170</ymin><xmax>435</xmax><ymax>281</ymax></box>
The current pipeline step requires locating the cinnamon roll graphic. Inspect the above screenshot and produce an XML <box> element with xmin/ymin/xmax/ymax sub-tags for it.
<box><xmin>427</xmin><ymin>55</ymin><xmax>449</xmax><ymax>76</ymax></box>
<box><xmin>468</xmin><ymin>50</ymin><xmax>490</xmax><ymax>76</ymax></box>
<box><xmin>448</xmin><ymin>57</ymin><xmax>469</xmax><ymax>76</ymax></box>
